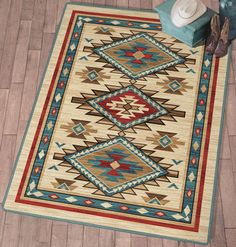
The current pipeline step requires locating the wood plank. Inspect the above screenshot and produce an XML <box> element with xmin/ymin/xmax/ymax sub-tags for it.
<box><xmin>229</xmin><ymin>136</ymin><xmax>236</xmax><ymax>172</ymax></box>
<box><xmin>66</xmin><ymin>224</ymin><xmax>83</xmax><ymax>247</ymax></box>
<box><xmin>0</xmin><ymin>0</ymin><xmax>23</xmax><ymax>89</ymax></box>
<box><xmin>210</xmin><ymin>192</ymin><xmax>227</xmax><ymax>247</ymax></box>
<box><xmin>129</xmin><ymin>0</ymin><xmax>141</xmax><ymax>9</ymax></box>
<box><xmin>18</xmin><ymin>215</ymin><xmax>38</xmax><ymax>247</ymax></box>
<box><xmin>141</xmin><ymin>0</ymin><xmax>152</xmax><ymax>10</ymax></box>
<box><xmin>131</xmin><ymin>235</ymin><xmax>147</xmax><ymax>247</ymax></box>
<box><xmin>44</xmin><ymin>0</ymin><xmax>58</xmax><ymax>33</ymax></box>
<box><xmin>226</xmin><ymin>84</ymin><xmax>236</xmax><ymax>136</ymax></box>
<box><xmin>35</xmin><ymin>219</ymin><xmax>52</xmax><ymax>247</ymax></box>
<box><xmin>0</xmin><ymin>0</ymin><xmax>12</xmax><ymax>50</ymax></box>
<box><xmin>51</xmin><ymin>222</ymin><xmax>68</xmax><ymax>247</ymax></box>
<box><xmin>14</xmin><ymin>119</ymin><xmax>27</xmax><ymax>161</ymax></box>
<box><xmin>219</xmin><ymin>159</ymin><xmax>236</xmax><ymax>228</ymax></box>
<box><xmin>20</xmin><ymin>50</ymin><xmax>41</xmax><ymax>121</ymax></box>
<box><xmin>195</xmin><ymin>244</ymin><xmax>210</xmax><ymax>247</ymax></box>
<box><xmin>12</xmin><ymin>20</ymin><xmax>32</xmax><ymax>83</ymax></box>
<box><xmin>115</xmin><ymin>232</ymin><xmax>131</xmax><ymax>247</ymax></box>
<box><xmin>37</xmin><ymin>33</ymin><xmax>55</xmax><ymax>89</ymax></box>
<box><xmin>1</xmin><ymin>213</ymin><xmax>21</xmax><ymax>247</ymax></box>
<box><xmin>29</xmin><ymin>0</ymin><xmax>47</xmax><ymax>50</ymax></box>
<box><xmin>0</xmin><ymin>135</ymin><xmax>16</xmax><ymax>203</ymax></box>
<box><xmin>179</xmin><ymin>242</ymin><xmax>194</xmax><ymax>247</ymax></box>
<box><xmin>225</xmin><ymin>229</ymin><xmax>236</xmax><ymax>247</ymax></box>
<box><xmin>147</xmin><ymin>237</ymin><xmax>163</xmax><ymax>247</ymax></box>
<box><xmin>21</xmin><ymin>0</ymin><xmax>35</xmax><ymax>20</ymax></box>
<box><xmin>4</xmin><ymin>212</ymin><xmax>20</xmax><ymax>227</ymax></box>
<box><xmin>3</xmin><ymin>84</ymin><xmax>23</xmax><ymax>135</ymax></box>
<box><xmin>116</xmin><ymin>0</ymin><xmax>128</xmax><ymax>7</ymax></box>
<box><xmin>57</xmin><ymin>0</ymin><xmax>70</xmax><ymax>25</ymax></box>
<box><xmin>82</xmin><ymin>226</ymin><xmax>99</xmax><ymax>247</ymax></box>
<box><xmin>220</xmin><ymin>122</ymin><xmax>231</xmax><ymax>160</ymax></box>
<box><xmin>234</xmin><ymin>172</ymin><xmax>236</xmax><ymax>196</ymax></box>
<box><xmin>105</xmin><ymin>0</ymin><xmax>117</xmax><ymax>6</ymax></box>
<box><xmin>0</xmin><ymin>90</ymin><xmax>9</xmax><ymax>145</ymax></box>
<box><xmin>162</xmin><ymin>239</ymin><xmax>178</xmax><ymax>247</ymax></box>
<box><xmin>94</xmin><ymin>0</ymin><xmax>106</xmax><ymax>6</ymax></box>
<box><xmin>0</xmin><ymin>49</ymin><xmax>2</xmax><ymax>66</ymax></box>
<box><xmin>0</xmin><ymin>205</ymin><xmax>6</xmax><ymax>247</ymax></box>
<box><xmin>99</xmin><ymin>229</ymin><xmax>115</xmax><ymax>247</ymax></box>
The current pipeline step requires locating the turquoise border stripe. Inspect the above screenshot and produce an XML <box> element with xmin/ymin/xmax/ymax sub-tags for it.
<box><xmin>2</xmin><ymin>3</ymin><xmax>232</xmax><ymax>245</ymax></box>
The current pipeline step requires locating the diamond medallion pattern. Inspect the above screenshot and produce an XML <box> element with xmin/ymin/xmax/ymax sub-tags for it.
<box><xmin>65</xmin><ymin>137</ymin><xmax>166</xmax><ymax>196</ymax></box>
<box><xmin>72</xmin><ymin>123</ymin><xmax>85</xmax><ymax>135</ymax></box>
<box><xmin>159</xmin><ymin>135</ymin><xmax>172</xmax><ymax>148</ymax></box>
<box><xmin>168</xmin><ymin>80</ymin><xmax>182</xmax><ymax>92</ymax></box>
<box><xmin>94</xmin><ymin>33</ymin><xmax>184</xmax><ymax>79</ymax></box>
<box><xmin>88</xmin><ymin>85</ymin><xmax>168</xmax><ymax>129</ymax></box>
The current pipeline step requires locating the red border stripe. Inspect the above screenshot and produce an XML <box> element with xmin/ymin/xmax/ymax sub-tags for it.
<box><xmin>73</xmin><ymin>10</ymin><xmax>161</xmax><ymax>23</ymax></box>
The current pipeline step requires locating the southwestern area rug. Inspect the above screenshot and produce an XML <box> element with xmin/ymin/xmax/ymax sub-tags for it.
<box><xmin>3</xmin><ymin>4</ymin><xmax>230</xmax><ymax>244</ymax></box>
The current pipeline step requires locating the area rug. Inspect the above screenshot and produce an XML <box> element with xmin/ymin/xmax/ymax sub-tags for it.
<box><xmin>3</xmin><ymin>4</ymin><xmax>230</xmax><ymax>244</ymax></box>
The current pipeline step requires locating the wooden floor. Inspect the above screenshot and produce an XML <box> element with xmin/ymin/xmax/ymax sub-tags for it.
<box><xmin>0</xmin><ymin>0</ymin><xmax>235</xmax><ymax>246</ymax></box>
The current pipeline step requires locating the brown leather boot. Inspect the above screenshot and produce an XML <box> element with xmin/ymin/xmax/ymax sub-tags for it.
<box><xmin>215</xmin><ymin>17</ymin><xmax>230</xmax><ymax>58</ymax></box>
<box><xmin>206</xmin><ymin>15</ymin><xmax>220</xmax><ymax>54</ymax></box>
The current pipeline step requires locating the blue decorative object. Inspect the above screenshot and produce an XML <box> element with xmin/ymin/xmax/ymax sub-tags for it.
<box><xmin>220</xmin><ymin>0</ymin><xmax>236</xmax><ymax>41</ymax></box>
<box><xmin>155</xmin><ymin>0</ymin><xmax>215</xmax><ymax>47</ymax></box>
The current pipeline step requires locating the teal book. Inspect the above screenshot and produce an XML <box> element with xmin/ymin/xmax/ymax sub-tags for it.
<box><xmin>155</xmin><ymin>0</ymin><xmax>215</xmax><ymax>47</ymax></box>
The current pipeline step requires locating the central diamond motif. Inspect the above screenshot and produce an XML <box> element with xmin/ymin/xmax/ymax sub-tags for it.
<box><xmin>87</xmin><ymin>70</ymin><xmax>99</xmax><ymax>81</ymax></box>
<box><xmin>94</xmin><ymin>32</ymin><xmax>184</xmax><ymax>79</ymax></box>
<box><xmin>65</xmin><ymin>137</ymin><xmax>166</xmax><ymax>196</ymax></box>
<box><xmin>168</xmin><ymin>80</ymin><xmax>182</xmax><ymax>92</ymax></box>
<box><xmin>88</xmin><ymin>85</ymin><xmax>168</xmax><ymax>130</ymax></box>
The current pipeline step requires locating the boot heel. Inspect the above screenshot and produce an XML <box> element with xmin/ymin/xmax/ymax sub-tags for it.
<box><xmin>215</xmin><ymin>17</ymin><xmax>230</xmax><ymax>58</ymax></box>
<box><xmin>206</xmin><ymin>15</ymin><xmax>220</xmax><ymax>54</ymax></box>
